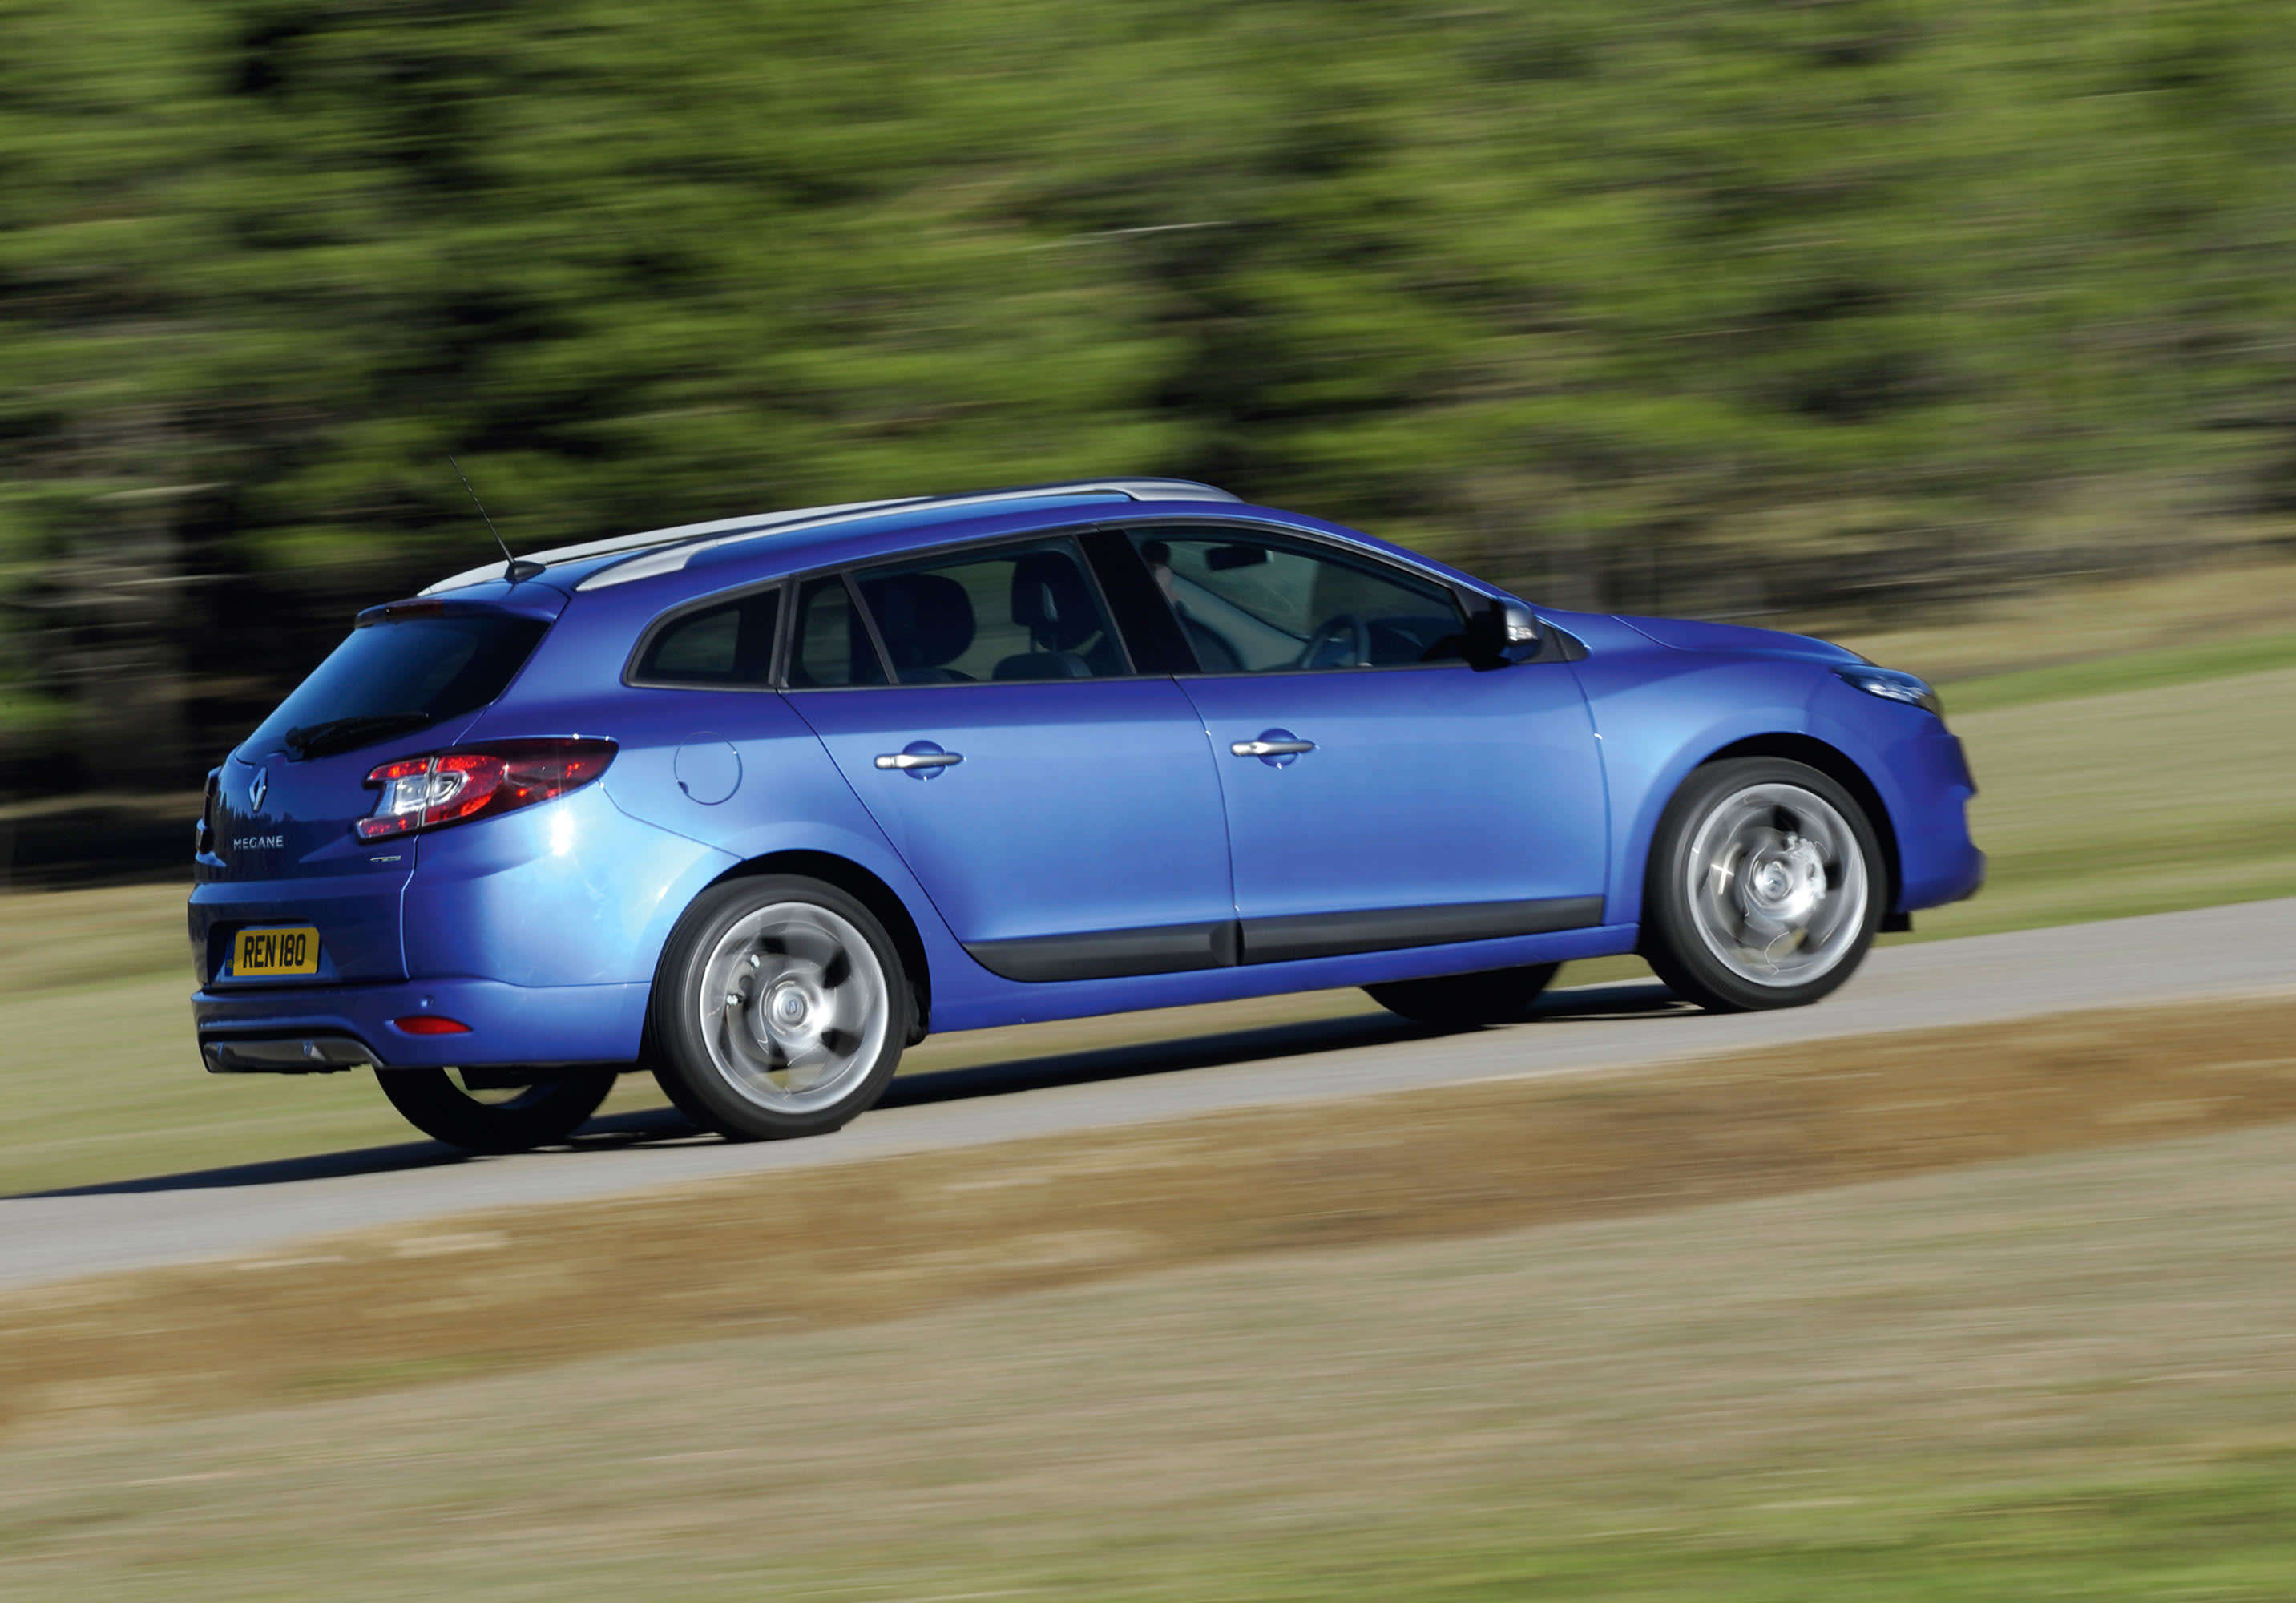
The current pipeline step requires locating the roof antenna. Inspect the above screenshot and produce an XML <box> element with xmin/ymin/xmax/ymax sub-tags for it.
<box><xmin>449</xmin><ymin>454</ymin><xmax>544</xmax><ymax>583</ymax></box>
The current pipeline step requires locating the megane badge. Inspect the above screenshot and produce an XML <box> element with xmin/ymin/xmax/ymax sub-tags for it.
<box><xmin>249</xmin><ymin>766</ymin><xmax>268</xmax><ymax>810</ymax></box>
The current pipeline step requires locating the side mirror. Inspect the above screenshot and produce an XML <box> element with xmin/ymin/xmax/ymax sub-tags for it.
<box><xmin>1497</xmin><ymin>600</ymin><xmax>1539</xmax><ymax>649</ymax></box>
<box><xmin>1464</xmin><ymin>599</ymin><xmax>1539</xmax><ymax>668</ymax></box>
<box><xmin>1204</xmin><ymin>543</ymin><xmax>1269</xmax><ymax>571</ymax></box>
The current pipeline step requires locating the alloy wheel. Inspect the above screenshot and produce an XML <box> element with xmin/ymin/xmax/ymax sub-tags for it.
<box><xmin>1682</xmin><ymin>781</ymin><xmax>1870</xmax><ymax>987</ymax></box>
<box><xmin>693</xmin><ymin>899</ymin><xmax>891</xmax><ymax>1116</ymax></box>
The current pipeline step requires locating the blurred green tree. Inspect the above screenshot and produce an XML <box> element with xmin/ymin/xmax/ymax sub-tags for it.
<box><xmin>4</xmin><ymin>0</ymin><xmax>2295</xmax><ymax>799</ymax></box>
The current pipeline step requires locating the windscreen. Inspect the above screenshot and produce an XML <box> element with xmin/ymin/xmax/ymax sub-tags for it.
<box><xmin>245</xmin><ymin>611</ymin><xmax>551</xmax><ymax>760</ymax></box>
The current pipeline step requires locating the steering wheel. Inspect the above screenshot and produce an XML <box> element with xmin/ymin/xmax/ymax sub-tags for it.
<box><xmin>1297</xmin><ymin>612</ymin><xmax>1372</xmax><ymax>670</ymax></box>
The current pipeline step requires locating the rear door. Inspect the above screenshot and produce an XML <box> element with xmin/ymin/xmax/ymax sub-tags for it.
<box><xmin>1128</xmin><ymin>526</ymin><xmax>1609</xmax><ymax>963</ymax></box>
<box><xmin>785</xmin><ymin>535</ymin><xmax>1237</xmax><ymax>982</ymax></box>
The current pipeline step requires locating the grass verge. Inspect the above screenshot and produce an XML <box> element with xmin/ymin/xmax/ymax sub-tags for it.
<box><xmin>8</xmin><ymin>1089</ymin><xmax>2296</xmax><ymax>1597</ymax></box>
<box><xmin>5</xmin><ymin>993</ymin><xmax>2292</xmax><ymax>1441</ymax></box>
<box><xmin>1904</xmin><ymin>664</ymin><xmax>2296</xmax><ymax>941</ymax></box>
<box><xmin>1940</xmin><ymin>627</ymin><xmax>2296</xmax><ymax>713</ymax></box>
<box><xmin>1834</xmin><ymin>554</ymin><xmax>2296</xmax><ymax>684</ymax></box>
<box><xmin>974</xmin><ymin>1449</ymin><xmax>2296</xmax><ymax>1601</ymax></box>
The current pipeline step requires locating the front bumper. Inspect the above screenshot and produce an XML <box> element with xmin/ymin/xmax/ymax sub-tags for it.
<box><xmin>1878</xmin><ymin>723</ymin><xmax>1987</xmax><ymax>911</ymax></box>
<box><xmin>191</xmin><ymin>976</ymin><xmax>651</xmax><ymax>1074</ymax></box>
<box><xmin>1952</xmin><ymin>846</ymin><xmax>1988</xmax><ymax>903</ymax></box>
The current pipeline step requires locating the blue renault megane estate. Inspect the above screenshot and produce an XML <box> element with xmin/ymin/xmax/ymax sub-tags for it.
<box><xmin>190</xmin><ymin>478</ymin><xmax>1983</xmax><ymax>1152</ymax></box>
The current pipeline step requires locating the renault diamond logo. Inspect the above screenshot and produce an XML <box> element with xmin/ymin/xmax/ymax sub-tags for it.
<box><xmin>249</xmin><ymin>766</ymin><xmax>268</xmax><ymax>810</ymax></box>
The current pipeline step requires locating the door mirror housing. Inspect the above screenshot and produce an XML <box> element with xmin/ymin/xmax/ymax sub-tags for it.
<box><xmin>1463</xmin><ymin>598</ymin><xmax>1539</xmax><ymax>668</ymax></box>
<box><xmin>1203</xmin><ymin>543</ymin><xmax>1269</xmax><ymax>571</ymax></box>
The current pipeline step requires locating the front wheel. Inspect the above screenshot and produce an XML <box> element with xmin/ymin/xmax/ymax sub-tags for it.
<box><xmin>648</xmin><ymin>875</ymin><xmax>909</xmax><ymax>1141</ymax></box>
<box><xmin>377</xmin><ymin>1067</ymin><xmax>617</xmax><ymax>1154</ymax></box>
<box><xmin>1363</xmin><ymin>962</ymin><xmax>1560</xmax><ymax>1027</ymax></box>
<box><xmin>1640</xmin><ymin>757</ymin><xmax>1881</xmax><ymax>1012</ymax></box>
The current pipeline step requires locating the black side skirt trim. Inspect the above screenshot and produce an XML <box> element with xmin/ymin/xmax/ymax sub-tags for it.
<box><xmin>964</xmin><ymin>920</ymin><xmax>1239</xmax><ymax>983</ymax></box>
<box><xmin>1240</xmin><ymin>895</ymin><xmax>1604</xmax><ymax>966</ymax></box>
<box><xmin>962</xmin><ymin>896</ymin><xmax>1603</xmax><ymax>983</ymax></box>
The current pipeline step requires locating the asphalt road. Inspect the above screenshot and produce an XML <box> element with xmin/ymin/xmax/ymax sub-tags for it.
<box><xmin>5</xmin><ymin>898</ymin><xmax>2292</xmax><ymax>1291</ymax></box>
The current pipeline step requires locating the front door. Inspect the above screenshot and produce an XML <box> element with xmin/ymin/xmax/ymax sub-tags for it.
<box><xmin>785</xmin><ymin>536</ymin><xmax>1237</xmax><ymax>982</ymax></box>
<box><xmin>1130</xmin><ymin>527</ymin><xmax>1608</xmax><ymax>964</ymax></box>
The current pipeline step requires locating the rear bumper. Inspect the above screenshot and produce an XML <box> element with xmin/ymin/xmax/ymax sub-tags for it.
<box><xmin>187</xmin><ymin>783</ymin><xmax>735</xmax><ymax>1073</ymax></box>
<box><xmin>189</xmin><ymin>869</ymin><xmax>414</xmax><ymax>986</ymax></box>
<box><xmin>191</xmin><ymin>976</ymin><xmax>651</xmax><ymax>1073</ymax></box>
<box><xmin>204</xmin><ymin>1035</ymin><xmax>376</xmax><ymax>1073</ymax></box>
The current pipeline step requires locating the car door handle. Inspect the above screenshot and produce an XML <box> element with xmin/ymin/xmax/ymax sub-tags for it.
<box><xmin>1230</xmin><ymin>738</ymin><xmax>1315</xmax><ymax>757</ymax></box>
<box><xmin>875</xmin><ymin>749</ymin><xmax>963</xmax><ymax>770</ymax></box>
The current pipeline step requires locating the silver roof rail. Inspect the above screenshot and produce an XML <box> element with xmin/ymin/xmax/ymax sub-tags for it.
<box><xmin>574</xmin><ymin>478</ymin><xmax>1239</xmax><ymax>592</ymax></box>
<box><xmin>421</xmin><ymin>478</ymin><xmax>1238</xmax><ymax>596</ymax></box>
<box><xmin>419</xmin><ymin>498</ymin><xmax>926</xmax><ymax>596</ymax></box>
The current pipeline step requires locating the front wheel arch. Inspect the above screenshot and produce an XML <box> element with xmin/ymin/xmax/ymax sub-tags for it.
<box><xmin>1697</xmin><ymin>734</ymin><xmax>1901</xmax><ymax>918</ymax></box>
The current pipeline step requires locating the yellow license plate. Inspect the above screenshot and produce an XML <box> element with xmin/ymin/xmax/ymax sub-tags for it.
<box><xmin>234</xmin><ymin>926</ymin><xmax>320</xmax><ymax>977</ymax></box>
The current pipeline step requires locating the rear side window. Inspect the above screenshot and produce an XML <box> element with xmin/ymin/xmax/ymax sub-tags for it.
<box><xmin>786</xmin><ymin>575</ymin><xmax>888</xmax><ymax>688</ymax></box>
<box><xmin>246</xmin><ymin>611</ymin><xmax>551</xmax><ymax>759</ymax></box>
<box><xmin>853</xmin><ymin>539</ymin><xmax>1129</xmax><ymax>684</ymax></box>
<box><xmin>632</xmin><ymin>587</ymin><xmax>781</xmax><ymax>687</ymax></box>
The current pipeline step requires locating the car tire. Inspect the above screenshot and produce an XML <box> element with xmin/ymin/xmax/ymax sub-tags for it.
<box><xmin>648</xmin><ymin>874</ymin><xmax>910</xmax><ymax>1141</ymax></box>
<box><xmin>1362</xmin><ymin>963</ymin><xmax>1560</xmax><ymax>1026</ymax></box>
<box><xmin>1641</xmin><ymin>756</ymin><xmax>1882</xmax><ymax>1013</ymax></box>
<box><xmin>377</xmin><ymin>1066</ymin><xmax>617</xmax><ymax>1154</ymax></box>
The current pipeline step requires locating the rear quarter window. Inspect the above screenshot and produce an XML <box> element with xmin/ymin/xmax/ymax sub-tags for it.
<box><xmin>631</xmin><ymin>587</ymin><xmax>781</xmax><ymax>688</ymax></box>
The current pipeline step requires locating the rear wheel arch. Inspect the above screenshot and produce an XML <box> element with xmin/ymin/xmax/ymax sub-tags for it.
<box><xmin>1697</xmin><ymin>733</ymin><xmax>1902</xmax><ymax>915</ymax></box>
<box><xmin>706</xmin><ymin>850</ymin><xmax>933</xmax><ymax>1040</ymax></box>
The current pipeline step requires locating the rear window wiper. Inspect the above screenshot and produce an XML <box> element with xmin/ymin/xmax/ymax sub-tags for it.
<box><xmin>283</xmin><ymin>713</ymin><xmax>436</xmax><ymax>760</ymax></box>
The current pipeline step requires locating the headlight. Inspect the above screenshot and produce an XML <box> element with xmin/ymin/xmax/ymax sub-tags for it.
<box><xmin>1834</xmin><ymin>665</ymin><xmax>1943</xmax><ymax>717</ymax></box>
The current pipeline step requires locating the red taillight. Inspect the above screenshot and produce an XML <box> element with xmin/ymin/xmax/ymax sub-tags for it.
<box><xmin>393</xmin><ymin>1015</ymin><xmax>471</xmax><ymax>1035</ymax></box>
<box><xmin>357</xmin><ymin>739</ymin><xmax>616</xmax><ymax>841</ymax></box>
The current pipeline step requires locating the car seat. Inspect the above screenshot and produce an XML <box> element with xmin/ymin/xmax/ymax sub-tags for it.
<box><xmin>994</xmin><ymin>551</ymin><xmax>1106</xmax><ymax>680</ymax></box>
<box><xmin>862</xmin><ymin>571</ymin><xmax>976</xmax><ymax>683</ymax></box>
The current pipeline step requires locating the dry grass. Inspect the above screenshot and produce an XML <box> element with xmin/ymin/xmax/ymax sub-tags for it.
<box><xmin>9</xmin><ymin>1081</ymin><xmax>2296</xmax><ymax>1598</ymax></box>
<box><xmin>5</xmin><ymin>994</ymin><xmax>2292</xmax><ymax>1444</ymax></box>
<box><xmin>1908</xmin><ymin>664</ymin><xmax>2296</xmax><ymax>941</ymax></box>
<box><xmin>0</xmin><ymin>882</ymin><xmax>194</xmax><ymax>999</ymax></box>
<box><xmin>1832</xmin><ymin>553</ymin><xmax>2296</xmax><ymax>684</ymax></box>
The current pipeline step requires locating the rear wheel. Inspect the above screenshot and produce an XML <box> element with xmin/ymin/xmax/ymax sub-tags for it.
<box><xmin>377</xmin><ymin>1066</ymin><xmax>616</xmax><ymax>1154</ymax></box>
<box><xmin>648</xmin><ymin>875</ymin><xmax>909</xmax><ymax>1141</ymax></box>
<box><xmin>1364</xmin><ymin>962</ymin><xmax>1560</xmax><ymax>1026</ymax></box>
<box><xmin>1640</xmin><ymin>757</ymin><xmax>1880</xmax><ymax>1012</ymax></box>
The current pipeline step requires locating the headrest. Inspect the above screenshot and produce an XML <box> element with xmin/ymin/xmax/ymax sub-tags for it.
<box><xmin>1010</xmin><ymin>551</ymin><xmax>1100</xmax><ymax>652</ymax></box>
<box><xmin>862</xmin><ymin>571</ymin><xmax>974</xmax><ymax>670</ymax></box>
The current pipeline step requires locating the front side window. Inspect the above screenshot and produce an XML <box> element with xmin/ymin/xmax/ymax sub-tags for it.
<box><xmin>853</xmin><ymin>539</ymin><xmax>1128</xmax><ymax>684</ymax></box>
<box><xmin>1129</xmin><ymin>530</ymin><xmax>1467</xmax><ymax>672</ymax></box>
<box><xmin>633</xmin><ymin>586</ymin><xmax>781</xmax><ymax>687</ymax></box>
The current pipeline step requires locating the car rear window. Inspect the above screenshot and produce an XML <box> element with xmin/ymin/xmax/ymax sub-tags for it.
<box><xmin>245</xmin><ymin>611</ymin><xmax>551</xmax><ymax>760</ymax></box>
